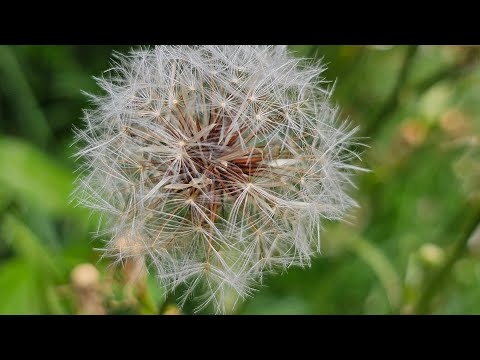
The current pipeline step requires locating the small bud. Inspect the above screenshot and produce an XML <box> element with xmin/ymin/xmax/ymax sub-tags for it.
<box><xmin>71</xmin><ymin>263</ymin><xmax>100</xmax><ymax>289</ymax></box>
<box><xmin>163</xmin><ymin>305</ymin><xmax>181</xmax><ymax>315</ymax></box>
<box><xmin>71</xmin><ymin>263</ymin><xmax>105</xmax><ymax>315</ymax></box>
<box><xmin>114</xmin><ymin>237</ymin><xmax>144</xmax><ymax>257</ymax></box>
<box><xmin>440</xmin><ymin>109</ymin><xmax>471</xmax><ymax>138</ymax></box>
<box><xmin>419</xmin><ymin>243</ymin><xmax>445</xmax><ymax>266</ymax></box>
<box><xmin>400</xmin><ymin>120</ymin><xmax>428</xmax><ymax>147</ymax></box>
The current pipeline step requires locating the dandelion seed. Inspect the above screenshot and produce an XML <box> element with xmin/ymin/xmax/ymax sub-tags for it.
<box><xmin>73</xmin><ymin>45</ymin><xmax>365</xmax><ymax>313</ymax></box>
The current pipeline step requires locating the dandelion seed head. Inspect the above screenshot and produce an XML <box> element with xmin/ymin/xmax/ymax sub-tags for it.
<box><xmin>73</xmin><ymin>45</ymin><xmax>364</xmax><ymax>313</ymax></box>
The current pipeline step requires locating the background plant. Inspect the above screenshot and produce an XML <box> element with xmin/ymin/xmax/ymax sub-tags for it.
<box><xmin>0</xmin><ymin>45</ymin><xmax>479</xmax><ymax>314</ymax></box>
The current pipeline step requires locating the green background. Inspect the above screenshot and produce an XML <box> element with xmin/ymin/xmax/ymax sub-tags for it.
<box><xmin>0</xmin><ymin>45</ymin><xmax>479</xmax><ymax>314</ymax></box>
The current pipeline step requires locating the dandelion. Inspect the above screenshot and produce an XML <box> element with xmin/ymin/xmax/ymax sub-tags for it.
<box><xmin>73</xmin><ymin>45</ymin><xmax>364</xmax><ymax>313</ymax></box>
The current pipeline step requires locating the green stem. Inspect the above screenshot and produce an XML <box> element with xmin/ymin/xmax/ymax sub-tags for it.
<box><xmin>158</xmin><ymin>292</ymin><xmax>177</xmax><ymax>314</ymax></box>
<box><xmin>135</xmin><ymin>276</ymin><xmax>160</xmax><ymax>315</ymax></box>
<box><xmin>350</xmin><ymin>236</ymin><xmax>403</xmax><ymax>311</ymax></box>
<box><xmin>413</xmin><ymin>206</ymin><xmax>480</xmax><ymax>314</ymax></box>
<box><xmin>364</xmin><ymin>45</ymin><xmax>418</xmax><ymax>138</ymax></box>
<box><xmin>415</xmin><ymin>47</ymin><xmax>480</xmax><ymax>94</ymax></box>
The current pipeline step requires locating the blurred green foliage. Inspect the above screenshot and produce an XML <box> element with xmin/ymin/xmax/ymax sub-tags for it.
<box><xmin>0</xmin><ymin>45</ymin><xmax>479</xmax><ymax>314</ymax></box>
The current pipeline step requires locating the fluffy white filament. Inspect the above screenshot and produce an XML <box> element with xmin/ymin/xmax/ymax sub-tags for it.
<box><xmin>73</xmin><ymin>45</ymin><xmax>363</xmax><ymax>313</ymax></box>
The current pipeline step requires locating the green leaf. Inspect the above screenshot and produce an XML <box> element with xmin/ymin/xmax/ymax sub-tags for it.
<box><xmin>0</xmin><ymin>136</ymin><xmax>85</xmax><ymax>219</ymax></box>
<box><xmin>0</xmin><ymin>46</ymin><xmax>51</xmax><ymax>148</ymax></box>
<box><xmin>2</xmin><ymin>214</ymin><xmax>60</xmax><ymax>277</ymax></box>
<box><xmin>0</xmin><ymin>260</ymin><xmax>45</xmax><ymax>314</ymax></box>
